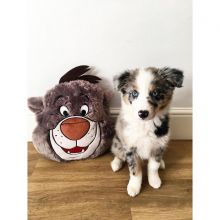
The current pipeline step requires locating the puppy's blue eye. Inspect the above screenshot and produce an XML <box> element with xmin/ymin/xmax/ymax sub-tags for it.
<box><xmin>132</xmin><ymin>90</ymin><xmax>139</xmax><ymax>98</ymax></box>
<box><xmin>152</xmin><ymin>90</ymin><xmax>158</xmax><ymax>96</ymax></box>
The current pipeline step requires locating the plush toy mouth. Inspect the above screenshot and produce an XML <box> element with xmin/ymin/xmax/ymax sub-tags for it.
<box><xmin>61</xmin><ymin>146</ymin><xmax>88</xmax><ymax>154</ymax></box>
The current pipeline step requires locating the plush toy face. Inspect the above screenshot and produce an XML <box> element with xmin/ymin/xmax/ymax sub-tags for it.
<box><xmin>35</xmin><ymin>80</ymin><xmax>106</xmax><ymax>160</ymax></box>
<box><xmin>50</xmin><ymin>115</ymin><xmax>101</xmax><ymax>160</ymax></box>
<box><xmin>28</xmin><ymin>65</ymin><xmax>113</xmax><ymax>161</ymax></box>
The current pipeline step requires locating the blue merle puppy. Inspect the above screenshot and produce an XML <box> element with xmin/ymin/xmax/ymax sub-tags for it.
<box><xmin>111</xmin><ymin>67</ymin><xmax>184</xmax><ymax>197</ymax></box>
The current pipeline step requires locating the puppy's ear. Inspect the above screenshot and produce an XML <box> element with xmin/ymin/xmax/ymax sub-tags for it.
<box><xmin>28</xmin><ymin>97</ymin><xmax>44</xmax><ymax>114</ymax></box>
<box><xmin>113</xmin><ymin>71</ymin><xmax>133</xmax><ymax>94</ymax></box>
<box><xmin>159</xmin><ymin>67</ymin><xmax>184</xmax><ymax>88</ymax></box>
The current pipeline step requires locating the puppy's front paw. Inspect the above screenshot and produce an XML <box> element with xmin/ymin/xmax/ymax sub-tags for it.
<box><xmin>111</xmin><ymin>158</ymin><xmax>123</xmax><ymax>172</ymax></box>
<box><xmin>148</xmin><ymin>175</ymin><xmax>161</xmax><ymax>189</ymax></box>
<box><xmin>127</xmin><ymin>177</ymin><xmax>141</xmax><ymax>197</ymax></box>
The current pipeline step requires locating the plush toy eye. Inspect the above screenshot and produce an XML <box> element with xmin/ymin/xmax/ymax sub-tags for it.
<box><xmin>80</xmin><ymin>104</ymin><xmax>89</xmax><ymax>116</ymax></box>
<box><xmin>60</xmin><ymin>106</ymin><xmax>70</xmax><ymax>117</ymax></box>
<box><xmin>132</xmin><ymin>90</ymin><xmax>139</xmax><ymax>98</ymax></box>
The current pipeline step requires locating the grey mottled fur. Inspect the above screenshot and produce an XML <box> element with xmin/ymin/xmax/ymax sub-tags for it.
<box><xmin>126</xmin><ymin>148</ymin><xmax>141</xmax><ymax>176</ymax></box>
<box><xmin>111</xmin><ymin>134</ymin><xmax>126</xmax><ymax>161</ymax></box>
<box><xmin>151</xmin><ymin>147</ymin><xmax>165</xmax><ymax>163</ymax></box>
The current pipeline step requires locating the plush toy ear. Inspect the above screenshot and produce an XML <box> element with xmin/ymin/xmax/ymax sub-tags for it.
<box><xmin>28</xmin><ymin>97</ymin><xmax>44</xmax><ymax>114</ymax></box>
<box><xmin>159</xmin><ymin>67</ymin><xmax>184</xmax><ymax>88</ymax></box>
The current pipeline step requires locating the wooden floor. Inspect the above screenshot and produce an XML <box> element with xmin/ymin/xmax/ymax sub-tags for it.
<box><xmin>28</xmin><ymin>140</ymin><xmax>192</xmax><ymax>220</ymax></box>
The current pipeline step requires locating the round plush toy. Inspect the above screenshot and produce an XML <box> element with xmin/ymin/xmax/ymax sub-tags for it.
<box><xmin>28</xmin><ymin>65</ymin><xmax>114</xmax><ymax>162</ymax></box>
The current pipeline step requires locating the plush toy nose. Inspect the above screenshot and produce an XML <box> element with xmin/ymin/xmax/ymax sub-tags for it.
<box><xmin>60</xmin><ymin>117</ymin><xmax>90</xmax><ymax>140</ymax></box>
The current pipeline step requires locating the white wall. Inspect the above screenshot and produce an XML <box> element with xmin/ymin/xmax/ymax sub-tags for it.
<box><xmin>27</xmin><ymin>0</ymin><xmax>192</xmax><ymax>139</ymax></box>
<box><xmin>28</xmin><ymin>0</ymin><xmax>192</xmax><ymax>107</ymax></box>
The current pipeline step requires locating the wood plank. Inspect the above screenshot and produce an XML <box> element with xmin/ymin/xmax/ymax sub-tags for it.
<box><xmin>28</xmin><ymin>140</ymin><xmax>192</xmax><ymax>220</ymax></box>
<box><xmin>28</xmin><ymin>142</ymin><xmax>40</xmax><ymax>177</ymax></box>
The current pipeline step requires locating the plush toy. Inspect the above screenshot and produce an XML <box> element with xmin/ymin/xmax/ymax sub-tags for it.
<box><xmin>28</xmin><ymin>65</ymin><xmax>114</xmax><ymax>162</ymax></box>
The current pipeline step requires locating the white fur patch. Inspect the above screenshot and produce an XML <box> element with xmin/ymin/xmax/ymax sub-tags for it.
<box><xmin>129</xmin><ymin>69</ymin><xmax>154</xmax><ymax>120</ymax></box>
<box><xmin>148</xmin><ymin>158</ymin><xmax>161</xmax><ymax>189</ymax></box>
<box><xmin>111</xmin><ymin>157</ymin><xmax>123</xmax><ymax>172</ymax></box>
<box><xmin>127</xmin><ymin>174</ymin><xmax>142</xmax><ymax>197</ymax></box>
<box><xmin>117</xmin><ymin>113</ymin><xmax>170</xmax><ymax>160</ymax></box>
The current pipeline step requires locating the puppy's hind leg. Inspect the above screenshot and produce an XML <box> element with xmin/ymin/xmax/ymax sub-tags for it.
<box><xmin>126</xmin><ymin>148</ymin><xmax>142</xmax><ymax>197</ymax></box>
<box><xmin>111</xmin><ymin>135</ymin><xmax>125</xmax><ymax>172</ymax></box>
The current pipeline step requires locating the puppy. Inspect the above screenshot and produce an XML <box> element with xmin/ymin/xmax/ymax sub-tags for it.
<box><xmin>110</xmin><ymin>67</ymin><xmax>184</xmax><ymax>197</ymax></box>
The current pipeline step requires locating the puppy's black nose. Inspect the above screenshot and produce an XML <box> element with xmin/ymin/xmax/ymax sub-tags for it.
<box><xmin>138</xmin><ymin>110</ymin><xmax>149</xmax><ymax>119</ymax></box>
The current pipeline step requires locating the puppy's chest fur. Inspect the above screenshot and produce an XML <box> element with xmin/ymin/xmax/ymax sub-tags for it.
<box><xmin>116</xmin><ymin>113</ymin><xmax>170</xmax><ymax>160</ymax></box>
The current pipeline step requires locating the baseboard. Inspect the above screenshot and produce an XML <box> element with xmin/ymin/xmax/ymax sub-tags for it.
<box><xmin>27</xmin><ymin>107</ymin><xmax>192</xmax><ymax>141</ymax></box>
